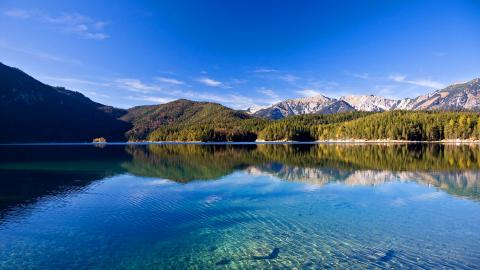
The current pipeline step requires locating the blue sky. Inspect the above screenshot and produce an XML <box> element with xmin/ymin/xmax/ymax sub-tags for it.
<box><xmin>1</xmin><ymin>0</ymin><xmax>479</xmax><ymax>109</ymax></box>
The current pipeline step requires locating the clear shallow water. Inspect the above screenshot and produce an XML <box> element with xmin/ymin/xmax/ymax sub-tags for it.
<box><xmin>0</xmin><ymin>144</ymin><xmax>480</xmax><ymax>269</ymax></box>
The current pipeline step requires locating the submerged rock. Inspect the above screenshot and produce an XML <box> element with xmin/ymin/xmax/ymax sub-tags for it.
<box><xmin>215</xmin><ymin>258</ymin><xmax>231</xmax><ymax>266</ymax></box>
<box><xmin>252</xmin><ymin>247</ymin><xmax>280</xmax><ymax>260</ymax></box>
<box><xmin>378</xmin><ymin>249</ymin><xmax>395</xmax><ymax>262</ymax></box>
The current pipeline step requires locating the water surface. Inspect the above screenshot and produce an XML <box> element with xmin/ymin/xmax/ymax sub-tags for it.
<box><xmin>0</xmin><ymin>144</ymin><xmax>479</xmax><ymax>269</ymax></box>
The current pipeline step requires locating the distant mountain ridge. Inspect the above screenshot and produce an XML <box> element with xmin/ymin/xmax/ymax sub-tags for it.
<box><xmin>250</xmin><ymin>78</ymin><xmax>480</xmax><ymax>119</ymax></box>
<box><xmin>253</xmin><ymin>95</ymin><xmax>355</xmax><ymax>120</ymax></box>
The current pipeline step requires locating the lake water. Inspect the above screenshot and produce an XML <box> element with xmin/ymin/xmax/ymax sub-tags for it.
<box><xmin>0</xmin><ymin>143</ymin><xmax>479</xmax><ymax>269</ymax></box>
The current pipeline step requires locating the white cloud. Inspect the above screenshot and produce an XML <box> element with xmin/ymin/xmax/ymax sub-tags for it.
<box><xmin>71</xmin><ymin>24</ymin><xmax>109</xmax><ymax>40</ymax></box>
<box><xmin>197</xmin><ymin>77</ymin><xmax>223</xmax><ymax>87</ymax></box>
<box><xmin>389</xmin><ymin>74</ymin><xmax>407</xmax><ymax>82</ymax></box>
<box><xmin>389</xmin><ymin>74</ymin><xmax>445</xmax><ymax>89</ymax></box>
<box><xmin>130</xmin><ymin>95</ymin><xmax>173</xmax><ymax>104</ymax></box>
<box><xmin>252</xmin><ymin>68</ymin><xmax>279</xmax><ymax>73</ymax></box>
<box><xmin>257</xmin><ymin>88</ymin><xmax>281</xmax><ymax>103</ymax></box>
<box><xmin>296</xmin><ymin>89</ymin><xmax>322</xmax><ymax>97</ymax></box>
<box><xmin>115</xmin><ymin>78</ymin><xmax>161</xmax><ymax>93</ymax></box>
<box><xmin>345</xmin><ymin>71</ymin><xmax>369</xmax><ymax>80</ymax></box>
<box><xmin>278</xmin><ymin>74</ymin><xmax>299</xmax><ymax>82</ymax></box>
<box><xmin>4</xmin><ymin>9</ymin><xmax>109</xmax><ymax>40</ymax></box>
<box><xmin>353</xmin><ymin>72</ymin><xmax>369</xmax><ymax>79</ymax></box>
<box><xmin>156</xmin><ymin>77</ymin><xmax>184</xmax><ymax>85</ymax></box>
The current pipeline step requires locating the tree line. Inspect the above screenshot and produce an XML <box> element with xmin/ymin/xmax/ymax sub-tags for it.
<box><xmin>142</xmin><ymin>111</ymin><xmax>480</xmax><ymax>142</ymax></box>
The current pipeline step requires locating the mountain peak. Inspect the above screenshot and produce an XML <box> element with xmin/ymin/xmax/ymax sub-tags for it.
<box><xmin>340</xmin><ymin>95</ymin><xmax>399</xmax><ymax>112</ymax></box>
<box><xmin>253</xmin><ymin>94</ymin><xmax>353</xmax><ymax>119</ymax></box>
<box><xmin>253</xmin><ymin>77</ymin><xmax>480</xmax><ymax>119</ymax></box>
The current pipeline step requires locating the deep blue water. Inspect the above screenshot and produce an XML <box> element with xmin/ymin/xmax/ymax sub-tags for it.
<box><xmin>0</xmin><ymin>144</ymin><xmax>479</xmax><ymax>269</ymax></box>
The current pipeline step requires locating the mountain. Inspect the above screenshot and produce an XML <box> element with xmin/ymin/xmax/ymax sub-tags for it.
<box><xmin>245</xmin><ymin>104</ymin><xmax>269</xmax><ymax>114</ymax></box>
<box><xmin>122</xmin><ymin>99</ymin><xmax>255</xmax><ymax>140</ymax></box>
<box><xmin>0</xmin><ymin>62</ymin><xmax>131</xmax><ymax>143</ymax></box>
<box><xmin>254</xmin><ymin>78</ymin><xmax>480</xmax><ymax>119</ymax></box>
<box><xmin>396</xmin><ymin>78</ymin><xmax>480</xmax><ymax>111</ymax></box>
<box><xmin>253</xmin><ymin>95</ymin><xmax>355</xmax><ymax>120</ymax></box>
<box><xmin>2</xmin><ymin>61</ymin><xmax>479</xmax><ymax>142</ymax></box>
<box><xmin>340</xmin><ymin>95</ymin><xmax>399</xmax><ymax>112</ymax></box>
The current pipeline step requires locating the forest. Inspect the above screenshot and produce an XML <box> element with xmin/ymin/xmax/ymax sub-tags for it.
<box><xmin>140</xmin><ymin>110</ymin><xmax>480</xmax><ymax>142</ymax></box>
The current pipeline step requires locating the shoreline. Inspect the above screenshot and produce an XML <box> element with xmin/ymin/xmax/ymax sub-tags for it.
<box><xmin>1</xmin><ymin>139</ymin><xmax>480</xmax><ymax>146</ymax></box>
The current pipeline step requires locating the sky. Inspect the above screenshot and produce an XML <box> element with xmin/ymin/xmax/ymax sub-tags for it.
<box><xmin>1</xmin><ymin>0</ymin><xmax>479</xmax><ymax>109</ymax></box>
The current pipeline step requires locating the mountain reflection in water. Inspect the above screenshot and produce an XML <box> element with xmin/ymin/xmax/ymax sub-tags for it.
<box><xmin>1</xmin><ymin>143</ymin><xmax>479</xmax><ymax>216</ymax></box>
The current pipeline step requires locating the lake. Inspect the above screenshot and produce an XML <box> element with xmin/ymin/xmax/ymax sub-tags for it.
<box><xmin>0</xmin><ymin>143</ymin><xmax>479</xmax><ymax>269</ymax></box>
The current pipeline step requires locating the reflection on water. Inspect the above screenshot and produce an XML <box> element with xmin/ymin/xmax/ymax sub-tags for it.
<box><xmin>123</xmin><ymin>144</ymin><xmax>480</xmax><ymax>200</ymax></box>
<box><xmin>0</xmin><ymin>144</ymin><xmax>479</xmax><ymax>268</ymax></box>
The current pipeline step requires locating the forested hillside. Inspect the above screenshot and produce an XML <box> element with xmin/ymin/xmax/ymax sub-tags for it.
<box><xmin>258</xmin><ymin>112</ymin><xmax>372</xmax><ymax>141</ymax></box>
<box><xmin>122</xmin><ymin>99</ymin><xmax>268</xmax><ymax>141</ymax></box>
<box><xmin>128</xmin><ymin>106</ymin><xmax>480</xmax><ymax>142</ymax></box>
<box><xmin>258</xmin><ymin>111</ymin><xmax>480</xmax><ymax>142</ymax></box>
<box><xmin>315</xmin><ymin>111</ymin><xmax>480</xmax><ymax>141</ymax></box>
<box><xmin>0</xmin><ymin>62</ymin><xmax>131</xmax><ymax>143</ymax></box>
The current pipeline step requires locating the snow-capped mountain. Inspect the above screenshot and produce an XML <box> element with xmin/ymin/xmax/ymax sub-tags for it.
<box><xmin>339</xmin><ymin>95</ymin><xmax>399</xmax><ymax>111</ymax></box>
<box><xmin>401</xmin><ymin>78</ymin><xmax>480</xmax><ymax>111</ymax></box>
<box><xmin>245</xmin><ymin>105</ymin><xmax>269</xmax><ymax>114</ymax></box>
<box><xmin>253</xmin><ymin>95</ymin><xmax>355</xmax><ymax>120</ymax></box>
<box><xmin>252</xmin><ymin>78</ymin><xmax>480</xmax><ymax>119</ymax></box>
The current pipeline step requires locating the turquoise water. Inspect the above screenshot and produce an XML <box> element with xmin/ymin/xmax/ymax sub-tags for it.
<box><xmin>0</xmin><ymin>144</ymin><xmax>479</xmax><ymax>269</ymax></box>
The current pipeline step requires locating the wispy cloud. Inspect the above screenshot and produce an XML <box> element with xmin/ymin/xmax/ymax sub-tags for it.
<box><xmin>4</xmin><ymin>9</ymin><xmax>109</xmax><ymax>40</ymax></box>
<box><xmin>4</xmin><ymin>9</ymin><xmax>30</xmax><ymax>19</ymax></box>
<box><xmin>278</xmin><ymin>74</ymin><xmax>299</xmax><ymax>82</ymax></box>
<box><xmin>112</xmin><ymin>76</ymin><xmax>255</xmax><ymax>108</ymax></box>
<box><xmin>0</xmin><ymin>41</ymin><xmax>82</xmax><ymax>65</ymax></box>
<box><xmin>34</xmin><ymin>75</ymin><xmax>114</xmax><ymax>100</ymax></box>
<box><xmin>39</xmin><ymin>73</ymin><xmax>258</xmax><ymax>109</ymax></box>
<box><xmin>296</xmin><ymin>89</ymin><xmax>322</xmax><ymax>97</ymax></box>
<box><xmin>81</xmin><ymin>90</ymin><xmax>110</xmax><ymax>98</ymax></box>
<box><xmin>222</xmin><ymin>94</ymin><xmax>256</xmax><ymax>109</ymax></box>
<box><xmin>389</xmin><ymin>74</ymin><xmax>445</xmax><ymax>89</ymax></box>
<box><xmin>129</xmin><ymin>95</ymin><xmax>173</xmax><ymax>104</ymax></box>
<box><xmin>348</xmin><ymin>72</ymin><xmax>369</xmax><ymax>79</ymax></box>
<box><xmin>252</xmin><ymin>68</ymin><xmax>301</xmax><ymax>84</ymax></box>
<box><xmin>252</xmin><ymin>68</ymin><xmax>279</xmax><ymax>73</ymax></box>
<box><xmin>39</xmin><ymin>76</ymin><xmax>110</xmax><ymax>87</ymax></box>
<box><xmin>257</xmin><ymin>88</ymin><xmax>281</xmax><ymax>104</ymax></box>
<box><xmin>115</xmin><ymin>78</ymin><xmax>161</xmax><ymax>93</ymax></box>
<box><xmin>197</xmin><ymin>77</ymin><xmax>223</xmax><ymax>87</ymax></box>
<box><xmin>156</xmin><ymin>77</ymin><xmax>185</xmax><ymax>85</ymax></box>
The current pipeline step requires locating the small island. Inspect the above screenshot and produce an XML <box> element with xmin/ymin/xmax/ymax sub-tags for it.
<box><xmin>92</xmin><ymin>137</ymin><xmax>107</xmax><ymax>143</ymax></box>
